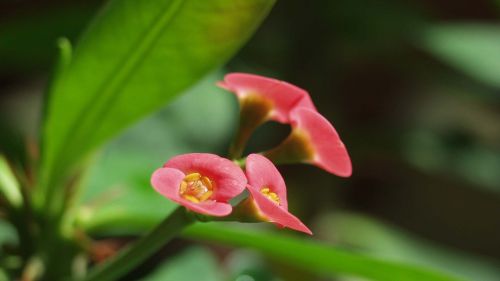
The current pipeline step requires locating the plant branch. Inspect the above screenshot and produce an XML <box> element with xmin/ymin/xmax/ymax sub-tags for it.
<box><xmin>80</xmin><ymin>207</ymin><xmax>193</xmax><ymax>281</ymax></box>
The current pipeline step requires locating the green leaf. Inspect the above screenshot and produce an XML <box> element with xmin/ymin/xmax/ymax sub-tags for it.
<box><xmin>140</xmin><ymin>247</ymin><xmax>222</xmax><ymax>281</ymax></box>
<box><xmin>421</xmin><ymin>24</ymin><xmax>500</xmax><ymax>88</ymax></box>
<box><xmin>0</xmin><ymin>155</ymin><xmax>22</xmax><ymax>209</ymax></box>
<box><xmin>182</xmin><ymin>223</ymin><xmax>467</xmax><ymax>281</ymax></box>
<box><xmin>39</xmin><ymin>0</ymin><xmax>275</xmax><ymax>205</ymax></box>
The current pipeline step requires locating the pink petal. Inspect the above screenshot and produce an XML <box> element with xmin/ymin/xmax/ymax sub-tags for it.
<box><xmin>151</xmin><ymin>167</ymin><xmax>186</xmax><ymax>200</ymax></box>
<box><xmin>249</xmin><ymin>191</ymin><xmax>312</xmax><ymax>235</ymax></box>
<box><xmin>218</xmin><ymin>73</ymin><xmax>309</xmax><ymax>123</ymax></box>
<box><xmin>291</xmin><ymin>108</ymin><xmax>352</xmax><ymax>177</ymax></box>
<box><xmin>245</xmin><ymin>154</ymin><xmax>288</xmax><ymax>209</ymax></box>
<box><xmin>164</xmin><ymin>153</ymin><xmax>246</xmax><ymax>201</ymax></box>
<box><xmin>177</xmin><ymin>200</ymin><xmax>233</xmax><ymax>217</ymax></box>
<box><xmin>151</xmin><ymin>167</ymin><xmax>232</xmax><ymax>216</ymax></box>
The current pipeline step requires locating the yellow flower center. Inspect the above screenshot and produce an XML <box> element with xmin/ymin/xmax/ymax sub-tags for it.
<box><xmin>179</xmin><ymin>172</ymin><xmax>215</xmax><ymax>203</ymax></box>
<box><xmin>260</xmin><ymin>187</ymin><xmax>280</xmax><ymax>205</ymax></box>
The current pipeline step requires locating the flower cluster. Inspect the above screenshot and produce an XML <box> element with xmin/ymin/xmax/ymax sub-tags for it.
<box><xmin>151</xmin><ymin>73</ymin><xmax>352</xmax><ymax>235</ymax></box>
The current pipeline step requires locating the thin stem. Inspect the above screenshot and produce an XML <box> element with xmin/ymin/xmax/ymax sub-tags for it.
<box><xmin>81</xmin><ymin>207</ymin><xmax>194</xmax><ymax>281</ymax></box>
<box><xmin>228</xmin><ymin>96</ymin><xmax>272</xmax><ymax>159</ymax></box>
<box><xmin>228</xmin><ymin>125</ymin><xmax>255</xmax><ymax>160</ymax></box>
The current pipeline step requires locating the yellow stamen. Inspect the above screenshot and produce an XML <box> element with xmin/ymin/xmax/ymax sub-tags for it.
<box><xmin>179</xmin><ymin>172</ymin><xmax>215</xmax><ymax>203</ymax></box>
<box><xmin>269</xmin><ymin>193</ymin><xmax>280</xmax><ymax>202</ymax></box>
<box><xmin>180</xmin><ymin>181</ymin><xmax>187</xmax><ymax>193</ymax></box>
<box><xmin>260</xmin><ymin>187</ymin><xmax>280</xmax><ymax>205</ymax></box>
<box><xmin>201</xmin><ymin>176</ymin><xmax>212</xmax><ymax>189</ymax></box>
<box><xmin>183</xmin><ymin>195</ymin><xmax>200</xmax><ymax>203</ymax></box>
<box><xmin>199</xmin><ymin>190</ymin><xmax>213</xmax><ymax>201</ymax></box>
<box><xmin>184</xmin><ymin>172</ymin><xmax>201</xmax><ymax>181</ymax></box>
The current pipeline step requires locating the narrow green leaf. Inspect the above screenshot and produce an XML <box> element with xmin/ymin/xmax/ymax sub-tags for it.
<box><xmin>421</xmin><ymin>24</ymin><xmax>500</xmax><ymax>88</ymax></box>
<box><xmin>0</xmin><ymin>155</ymin><xmax>22</xmax><ymax>208</ymax></box>
<box><xmin>39</xmin><ymin>0</ymin><xmax>275</xmax><ymax>205</ymax></box>
<box><xmin>183</xmin><ymin>223</ymin><xmax>467</xmax><ymax>281</ymax></box>
<box><xmin>55</xmin><ymin>38</ymin><xmax>73</xmax><ymax>76</ymax></box>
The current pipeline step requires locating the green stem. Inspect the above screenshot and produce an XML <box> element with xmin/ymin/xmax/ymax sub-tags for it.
<box><xmin>228</xmin><ymin>125</ymin><xmax>254</xmax><ymax>160</ymax></box>
<box><xmin>228</xmin><ymin>96</ymin><xmax>272</xmax><ymax>159</ymax></box>
<box><xmin>81</xmin><ymin>207</ymin><xmax>193</xmax><ymax>281</ymax></box>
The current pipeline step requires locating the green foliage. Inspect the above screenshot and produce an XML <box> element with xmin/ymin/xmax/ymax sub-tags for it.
<box><xmin>0</xmin><ymin>156</ymin><xmax>23</xmax><ymax>208</ymax></box>
<box><xmin>422</xmin><ymin>24</ymin><xmax>500</xmax><ymax>88</ymax></box>
<box><xmin>183</xmin><ymin>223</ymin><xmax>466</xmax><ymax>281</ymax></box>
<box><xmin>38</xmin><ymin>0</ymin><xmax>275</xmax><ymax>208</ymax></box>
<box><xmin>83</xmin><ymin>207</ymin><xmax>468</xmax><ymax>281</ymax></box>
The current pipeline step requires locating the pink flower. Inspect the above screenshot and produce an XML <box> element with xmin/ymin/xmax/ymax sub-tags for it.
<box><xmin>264</xmin><ymin>108</ymin><xmax>352</xmax><ymax>177</ymax></box>
<box><xmin>151</xmin><ymin>153</ymin><xmax>247</xmax><ymax>216</ymax></box>
<box><xmin>245</xmin><ymin>154</ymin><xmax>312</xmax><ymax>235</ymax></box>
<box><xmin>218</xmin><ymin>73</ymin><xmax>313</xmax><ymax>123</ymax></box>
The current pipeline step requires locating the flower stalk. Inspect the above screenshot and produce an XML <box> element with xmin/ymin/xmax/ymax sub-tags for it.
<box><xmin>228</xmin><ymin>95</ymin><xmax>271</xmax><ymax>159</ymax></box>
<box><xmin>81</xmin><ymin>207</ymin><xmax>194</xmax><ymax>281</ymax></box>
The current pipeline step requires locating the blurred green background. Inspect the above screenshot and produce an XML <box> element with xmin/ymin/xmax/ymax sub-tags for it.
<box><xmin>1</xmin><ymin>0</ymin><xmax>499</xmax><ymax>280</ymax></box>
